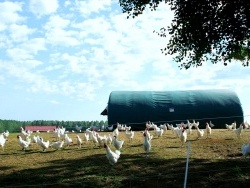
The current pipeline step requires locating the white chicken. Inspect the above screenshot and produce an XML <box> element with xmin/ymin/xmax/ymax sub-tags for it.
<box><xmin>20</xmin><ymin>127</ymin><xmax>30</xmax><ymax>141</ymax></box>
<box><xmin>173</xmin><ymin>126</ymin><xmax>182</xmax><ymax>138</ymax></box>
<box><xmin>96</xmin><ymin>133</ymin><xmax>107</xmax><ymax>147</ymax></box>
<box><xmin>233</xmin><ymin>123</ymin><xmax>244</xmax><ymax>139</ymax></box>
<box><xmin>176</xmin><ymin>122</ymin><xmax>187</xmax><ymax>128</ymax></box>
<box><xmin>180</xmin><ymin>128</ymin><xmax>187</xmax><ymax>147</ymax></box>
<box><xmin>64</xmin><ymin>134</ymin><xmax>73</xmax><ymax>147</ymax></box>
<box><xmin>117</xmin><ymin>123</ymin><xmax>124</xmax><ymax>131</ymax></box>
<box><xmin>125</xmin><ymin>125</ymin><xmax>131</xmax><ymax>131</ymax></box>
<box><xmin>50</xmin><ymin>141</ymin><xmax>64</xmax><ymax>150</ymax></box>
<box><xmin>3</xmin><ymin>130</ymin><xmax>9</xmax><ymax>139</ymax></box>
<box><xmin>37</xmin><ymin>137</ymin><xmax>50</xmax><ymax>151</ymax></box>
<box><xmin>209</xmin><ymin>120</ymin><xmax>215</xmax><ymax>128</ymax></box>
<box><xmin>32</xmin><ymin>135</ymin><xmax>39</xmax><ymax>144</ymax></box>
<box><xmin>17</xmin><ymin>135</ymin><xmax>30</xmax><ymax>151</ymax></box>
<box><xmin>159</xmin><ymin>124</ymin><xmax>168</xmax><ymax>131</ymax></box>
<box><xmin>86</xmin><ymin>129</ymin><xmax>94</xmax><ymax>140</ymax></box>
<box><xmin>144</xmin><ymin>128</ymin><xmax>153</xmax><ymax>141</ymax></box>
<box><xmin>242</xmin><ymin>143</ymin><xmax>250</xmax><ymax>158</ymax></box>
<box><xmin>107</xmin><ymin>125</ymin><xmax>113</xmax><ymax>131</ymax></box>
<box><xmin>75</xmin><ymin>125</ymin><xmax>83</xmax><ymax>132</ymax></box>
<box><xmin>196</xmin><ymin>127</ymin><xmax>204</xmax><ymax>139</ymax></box>
<box><xmin>167</xmin><ymin>123</ymin><xmax>174</xmax><ymax>130</ymax></box>
<box><xmin>91</xmin><ymin>132</ymin><xmax>99</xmax><ymax>147</ymax></box>
<box><xmin>232</xmin><ymin>121</ymin><xmax>237</xmax><ymax>129</ymax></box>
<box><xmin>107</xmin><ymin>133</ymin><xmax>113</xmax><ymax>145</ymax></box>
<box><xmin>76</xmin><ymin>135</ymin><xmax>83</xmax><ymax>148</ymax></box>
<box><xmin>53</xmin><ymin>129</ymin><xmax>61</xmax><ymax>141</ymax></box>
<box><xmin>192</xmin><ymin>120</ymin><xmax>199</xmax><ymax>129</ymax></box>
<box><xmin>154</xmin><ymin>127</ymin><xmax>164</xmax><ymax>138</ymax></box>
<box><xmin>113</xmin><ymin>127</ymin><xmax>119</xmax><ymax>137</ymax></box>
<box><xmin>125</xmin><ymin>130</ymin><xmax>134</xmax><ymax>142</ymax></box>
<box><xmin>146</xmin><ymin>121</ymin><xmax>154</xmax><ymax>130</ymax></box>
<box><xmin>225</xmin><ymin>123</ymin><xmax>234</xmax><ymax>130</ymax></box>
<box><xmin>205</xmin><ymin>122</ymin><xmax>212</xmax><ymax>138</ymax></box>
<box><xmin>143</xmin><ymin>132</ymin><xmax>151</xmax><ymax>157</ymax></box>
<box><xmin>84</xmin><ymin>132</ymin><xmax>90</xmax><ymax>143</ymax></box>
<box><xmin>113</xmin><ymin>136</ymin><xmax>124</xmax><ymax>150</ymax></box>
<box><xmin>244</xmin><ymin>121</ymin><xmax>250</xmax><ymax>129</ymax></box>
<box><xmin>186</xmin><ymin>120</ymin><xmax>193</xmax><ymax>135</ymax></box>
<box><xmin>53</xmin><ymin>127</ymin><xmax>66</xmax><ymax>141</ymax></box>
<box><xmin>104</xmin><ymin>143</ymin><xmax>120</xmax><ymax>166</ymax></box>
<box><xmin>0</xmin><ymin>133</ymin><xmax>7</xmax><ymax>151</ymax></box>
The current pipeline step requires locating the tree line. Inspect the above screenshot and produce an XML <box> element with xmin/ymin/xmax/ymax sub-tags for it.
<box><xmin>0</xmin><ymin>119</ymin><xmax>108</xmax><ymax>133</ymax></box>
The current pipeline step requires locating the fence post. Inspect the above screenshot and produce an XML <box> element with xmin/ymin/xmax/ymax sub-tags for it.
<box><xmin>184</xmin><ymin>141</ymin><xmax>191</xmax><ymax>188</ymax></box>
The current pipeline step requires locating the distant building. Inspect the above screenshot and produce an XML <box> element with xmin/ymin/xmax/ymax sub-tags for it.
<box><xmin>25</xmin><ymin>125</ymin><xmax>56</xmax><ymax>132</ymax></box>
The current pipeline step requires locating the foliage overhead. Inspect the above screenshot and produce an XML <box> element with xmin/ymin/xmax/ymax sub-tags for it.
<box><xmin>119</xmin><ymin>0</ymin><xmax>250</xmax><ymax>69</ymax></box>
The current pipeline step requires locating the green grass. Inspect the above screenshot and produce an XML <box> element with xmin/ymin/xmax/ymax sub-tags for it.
<box><xmin>1</xmin><ymin>128</ymin><xmax>250</xmax><ymax>188</ymax></box>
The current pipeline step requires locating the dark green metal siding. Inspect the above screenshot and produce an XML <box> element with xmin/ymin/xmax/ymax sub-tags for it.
<box><xmin>106</xmin><ymin>90</ymin><xmax>243</xmax><ymax>130</ymax></box>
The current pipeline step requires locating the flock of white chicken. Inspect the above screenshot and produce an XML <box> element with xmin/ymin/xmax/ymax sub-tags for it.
<box><xmin>1</xmin><ymin>120</ymin><xmax>250</xmax><ymax>165</ymax></box>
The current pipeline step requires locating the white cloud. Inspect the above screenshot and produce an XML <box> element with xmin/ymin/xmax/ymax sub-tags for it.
<box><xmin>24</xmin><ymin>59</ymin><xmax>43</xmax><ymax>68</ymax></box>
<box><xmin>29</xmin><ymin>0</ymin><xmax>59</xmax><ymax>17</ymax></box>
<box><xmin>0</xmin><ymin>23</ymin><xmax>7</xmax><ymax>32</ymax></box>
<box><xmin>6</xmin><ymin>48</ymin><xmax>33</xmax><ymax>61</ymax></box>
<box><xmin>76</xmin><ymin>0</ymin><xmax>112</xmax><ymax>17</ymax></box>
<box><xmin>75</xmin><ymin>82</ymin><xmax>97</xmax><ymax>101</ymax></box>
<box><xmin>0</xmin><ymin>75</ymin><xmax>5</xmax><ymax>84</ymax></box>
<box><xmin>22</xmin><ymin>38</ymin><xmax>46</xmax><ymax>54</ymax></box>
<box><xmin>44</xmin><ymin>15</ymin><xmax>70</xmax><ymax>29</ymax></box>
<box><xmin>43</xmin><ymin>64</ymin><xmax>64</xmax><ymax>72</ymax></box>
<box><xmin>45</xmin><ymin>28</ymin><xmax>79</xmax><ymax>46</ymax></box>
<box><xmin>61</xmin><ymin>53</ymin><xmax>84</xmax><ymax>73</ymax></box>
<box><xmin>50</xmin><ymin>100</ymin><xmax>60</xmax><ymax>104</ymax></box>
<box><xmin>6</xmin><ymin>37</ymin><xmax>46</xmax><ymax>69</ymax></box>
<box><xmin>0</xmin><ymin>1</ymin><xmax>24</xmax><ymax>25</ymax></box>
<box><xmin>9</xmin><ymin>24</ymin><xmax>35</xmax><ymax>42</ymax></box>
<box><xmin>44</xmin><ymin>15</ymin><xmax>79</xmax><ymax>46</ymax></box>
<box><xmin>64</xmin><ymin>1</ymin><xmax>71</xmax><ymax>7</ymax></box>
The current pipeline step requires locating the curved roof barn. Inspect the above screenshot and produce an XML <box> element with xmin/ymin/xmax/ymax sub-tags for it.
<box><xmin>101</xmin><ymin>90</ymin><xmax>243</xmax><ymax>130</ymax></box>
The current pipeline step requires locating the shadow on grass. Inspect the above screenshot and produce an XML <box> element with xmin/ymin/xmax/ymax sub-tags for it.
<box><xmin>1</xmin><ymin>151</ymin><xmax>250</xmax><ymax>188</ymax></box>
<box><xmin>225</xmin><ymin>138</ymin><xmax>234</xmax><ymax>140</ymax></box>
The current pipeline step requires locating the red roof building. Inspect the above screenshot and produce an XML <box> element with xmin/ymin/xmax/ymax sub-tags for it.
<box><xmin>25</xmin><ymin>126</ymin><xmax>56</xmax><ymax>132</ymax></box>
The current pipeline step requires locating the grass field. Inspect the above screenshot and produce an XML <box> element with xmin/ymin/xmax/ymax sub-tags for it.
<box><xmin>1</xmin><ymin>127</ymin><xmax>250</xmax><ymax>188</ymax></box>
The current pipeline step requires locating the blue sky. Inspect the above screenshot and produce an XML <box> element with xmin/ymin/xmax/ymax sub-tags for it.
<box><xmin>0</xmin><ymin>0</ymin><xmax>249</xmax><ymax>122</ymax></box>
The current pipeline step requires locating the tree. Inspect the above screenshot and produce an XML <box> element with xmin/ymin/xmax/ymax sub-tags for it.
<box><xmin>119</xmin><ymin>0</ymin><xmax>250</xmax><ymax>69</ymax></box>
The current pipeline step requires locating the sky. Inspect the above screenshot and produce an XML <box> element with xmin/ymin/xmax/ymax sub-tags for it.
<box><xmin>0</xmin><ymin>0</ymin><xmax>250</xmax><ymax>122</ymax></box>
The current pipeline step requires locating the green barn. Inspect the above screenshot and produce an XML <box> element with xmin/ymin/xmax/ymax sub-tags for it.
<box><xmin>101</xmin><ymin>90</ymin><xmax>244</xmax><ymax>130</ymax></box>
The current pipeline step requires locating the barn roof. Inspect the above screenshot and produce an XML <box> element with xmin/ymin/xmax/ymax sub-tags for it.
<box><xmin>102</xmin><ymin>89</ymin><xmax>243</xmax><ymax>130</ymax></box>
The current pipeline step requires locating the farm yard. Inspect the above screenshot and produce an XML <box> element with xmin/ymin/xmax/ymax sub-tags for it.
<box><xmin>1</xmin><ymin>123</ymin><xmax>250</xmax><ymax>188</ymax></box>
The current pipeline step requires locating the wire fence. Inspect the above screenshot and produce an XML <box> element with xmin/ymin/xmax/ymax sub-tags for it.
<box><xmin>106</xmin><ymin>114</ymin><xmax>250</xmax><ymax>128</ymax></box>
